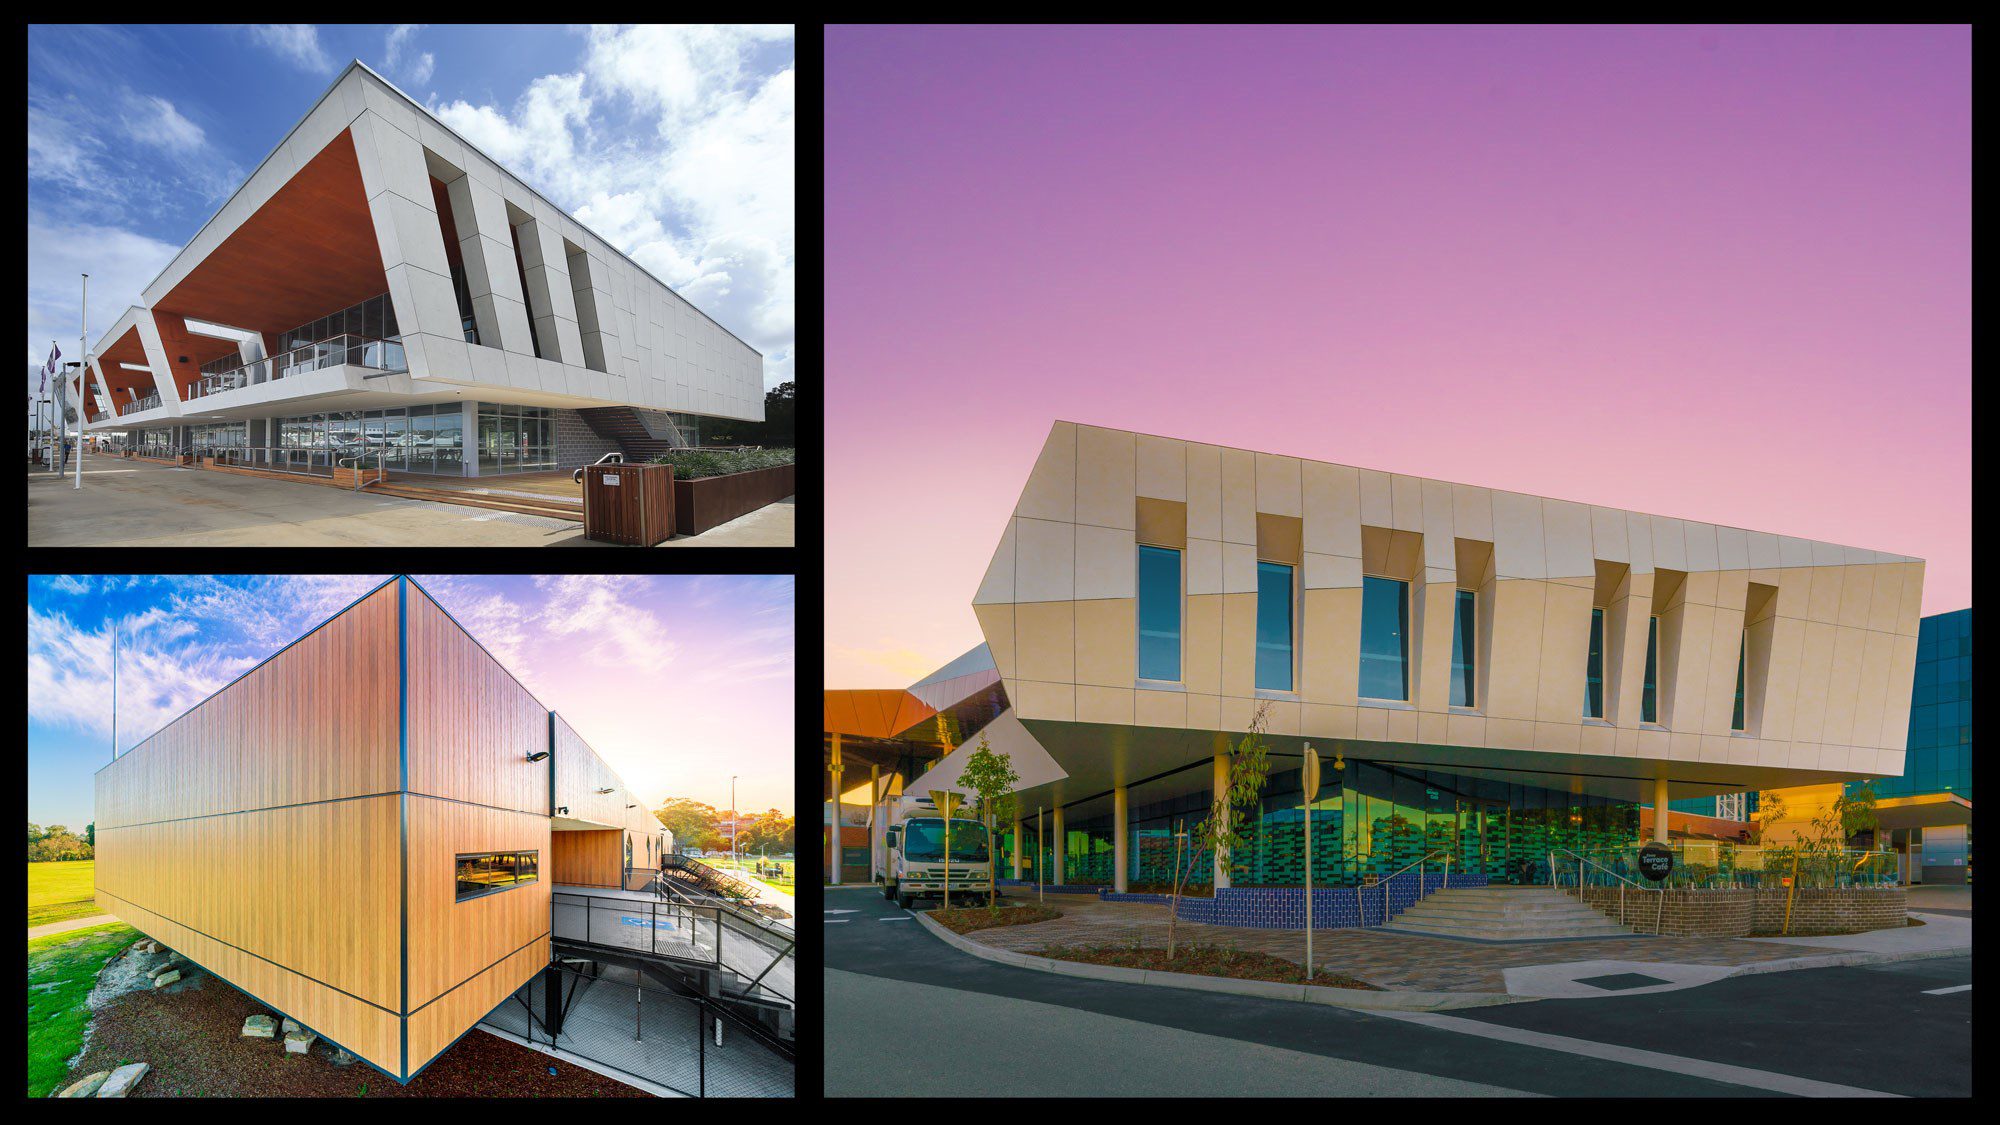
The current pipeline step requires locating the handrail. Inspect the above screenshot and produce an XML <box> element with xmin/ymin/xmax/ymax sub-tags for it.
<box><xmin>187</xmin><ymin>334</ymin><xmax>406</xmax><ymax>399</ymax></box>
<box><xmin>338</xmin><ymin>449</ymin><xmax>394</xmax><ymax>490</ymax></box>
<box><xmin>573</xmin><ymin>451</ymin><xmax>624</xmax><ymax>484</ymax></box>
<box><xmin>1550</xmin><ymin>846</ymin><xmax>1663</xmax><ymax>934</ymax></box>
<box><xmin>1369</xmin><ymin>849</ymin><xmax>1450</xmax><ymax>926</ymax></box>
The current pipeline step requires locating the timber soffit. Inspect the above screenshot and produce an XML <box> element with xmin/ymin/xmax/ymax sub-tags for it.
<box><xmin>117</xmin><ymin>59</ymin><xmax>764</xmax><ymax>361</ymax></box>
<box><xmin>1046</xmin><ymin>419</ymin><xmax>1926</xmax><ymax>565</ymax></box>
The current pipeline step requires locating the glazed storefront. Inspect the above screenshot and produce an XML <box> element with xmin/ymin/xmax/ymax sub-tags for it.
<box><xmin>1009</xmin><ymin>759</ymin><xmax>1641</xmax><ymax>892</ymax></box>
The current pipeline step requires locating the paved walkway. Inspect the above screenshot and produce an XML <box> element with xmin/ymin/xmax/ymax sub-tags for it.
<box><xmin>28</xmin><ymin>913</ymin><xmax>117</xmax><ymax>939</ymax></box>
<box><xmin>970</xmin><ymin>892</ymin><xmax>1828</xmax><ymax>993</ymax></box>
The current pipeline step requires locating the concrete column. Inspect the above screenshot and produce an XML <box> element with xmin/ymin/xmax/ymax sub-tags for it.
<box><xmin>1653</xmin><ymin>775</ymin><xmax>1670</xmax><ymax>844</ymax></box>
<box><xmin>867</xmin><ymin>763</ymin><xmax>881</xmax><ymax>882</ymax></box>
<box><xmin>1011</xmin><ymin>811</ymin><xmax>1024</xmax><ymax>878</ymax></box>
<box><xmin>1114</xmin><ymin>785</ymin><xmax>1130</xmax><ymax>893</ymax></box>
<box><xmin>829</xmin><ymin>733</ymin><xmax>844</xmax><ymax>885</ymax></box>
<box><xmin>1214</xmin><ymin>751</ymin><xmax>1232</xmax><ymax>889</ymax></box>
<box><xmin>1052</xmin><ymin>806</ymin><xmax>1065</xmax><ymax>886</ymax></box>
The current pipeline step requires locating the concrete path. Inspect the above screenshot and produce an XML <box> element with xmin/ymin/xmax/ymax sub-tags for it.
<box><xmin>29</xmin><ymin>913</ymin><xmax>117</xmax><ymax>939</ymax></box>
<box><xmin>1747</xmin><ymin>909</ymin><xmax>1971</xmax><ymax>954</ymax></box>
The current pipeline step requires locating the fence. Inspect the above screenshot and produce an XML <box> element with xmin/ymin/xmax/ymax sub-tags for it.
<box><xmin>1561</xmin><ymin>841</ymin><xmax>1901</xmax><ymax>890</ymax></box>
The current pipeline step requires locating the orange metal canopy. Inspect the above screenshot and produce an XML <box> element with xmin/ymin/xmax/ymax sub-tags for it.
<box><xmin>823</xmin><ymin>689</ymin><xmax>936</xmax><ymax>741</ymax></box>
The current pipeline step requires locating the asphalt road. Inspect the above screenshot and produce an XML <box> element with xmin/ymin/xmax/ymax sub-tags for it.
<box><xmin>823</xmin><ymin>885</ymin><xmax>1971</xmax><ymax>1097</ymax></box>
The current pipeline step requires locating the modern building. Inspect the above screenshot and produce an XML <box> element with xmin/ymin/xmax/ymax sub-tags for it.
<box><xmin>1762</xmin><ymin>607</ymin><xmax>1971</xmax><ymax>883</ymax></box>
<box><xmin>66</xmin><ymin>60</ymin><xmax>762</xmax><ymax>476</ymax></box>
<box><xmin>93</xmin><ymin>576</ymin><xmax>666</xmax><ymax>1084</ymax></box>
<box><xmin>837</xmin><ymin>421</ymin><xmax>1927</xmax><ymax>894</ymax></box>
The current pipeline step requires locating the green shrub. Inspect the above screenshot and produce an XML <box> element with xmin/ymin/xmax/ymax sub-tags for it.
<box><xmin>647</xmin><ymin>447</ymin><xmax>796</xmax><ymax>480</ymax></box>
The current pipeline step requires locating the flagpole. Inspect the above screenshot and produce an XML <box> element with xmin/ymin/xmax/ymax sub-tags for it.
<box><xmin>111</xmin><ymin>618</ymin><xmax>118</xmax><ymax>763</ymax></box>
<box><xmin>75</xmin><ymin>273</ymin><xmax>88</xmax><ymax>489</ymax></box>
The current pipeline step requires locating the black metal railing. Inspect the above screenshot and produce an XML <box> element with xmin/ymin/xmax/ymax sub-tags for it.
<box><xmin>479</xmin><ymin>960</ymin><xmax>791</xmax><ymax>1097</ymax></box>
<box><xmin>121</xmin><ymin>393</ymin><xmax>161</xmax><ymax>415</ymax></box>
<box><xmin>551</xmin><ymin>889</ymin><xmax>793</xmax><ymax>1008</ymax></box>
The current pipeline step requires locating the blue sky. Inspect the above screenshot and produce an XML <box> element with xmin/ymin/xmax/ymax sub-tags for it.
<box><xmin>26</xmin><ymin>24</ymin><xmax>795</xmax><ymax>417</ymax></box>
<box><xmin>27</xmin><ymin>574</ymin><xmax>796</xmax><ymax>833</ymax></box>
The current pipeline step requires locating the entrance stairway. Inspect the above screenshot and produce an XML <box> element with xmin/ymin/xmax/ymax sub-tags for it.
<box><xmin>1382</xmin><ymin>885</ymin><xmax>1632</xmax><ymax>941</ymax></box>
<box><xmin>360</xmin><ymin>480</ymin><xmax>584</xmax><ymax>522</ymax></box>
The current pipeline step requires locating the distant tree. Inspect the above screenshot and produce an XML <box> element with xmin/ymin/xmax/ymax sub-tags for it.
<box><xmin>957</xmin><ymin>734</ymin><xmax>1021</xmax><ymax>914</ymax></box>
<box><xmin>86</xmin><ymin>822</ymin><xmax>94</xmax><ymax>848</ymax></box>
<box><xmin>653</xmin><ymin>798</ymin><xmax>721</xmax><ymax>853</ymax></box>
<box><xmin>1169</xmin><ymin>702</ymin><xmax>1272</xmax><ymax>961</ymax></box>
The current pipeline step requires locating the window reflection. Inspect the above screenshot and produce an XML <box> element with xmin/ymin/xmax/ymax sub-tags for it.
<box><xmin>455</xmin><ymin>851</ymin><xmax>540</xmax><ymax>901</ymax></box>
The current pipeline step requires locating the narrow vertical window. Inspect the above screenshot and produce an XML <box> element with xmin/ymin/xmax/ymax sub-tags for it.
<box><xmin>1137</xmin><ymin>545</ymin><xmax>1182</xmax><ymax>682</ymax></box>
<box><xmin>1584</xmin><ymin>607</ymin><xmax>1606</xmax><ymax>718</ymax></box>
<box><xmin>1642</xmin><ymin>616</ymin><xmax>1660</xmax><ymax>723</ymax></box>
<box><xmin>1732</xmin><ymin>630</ymin><xmax>1747</xmax><ymax>731</ymax></box>
<box><xmin>1450</xmin><ymin>589</ymin><xmax>1476</xmax><ymax>707</ymax></box>
<box><xmin>1358</xmin><ymin>576</ymin><xmax>1409</xmax><ymax>701</ymax></box>
<box><xmin>1255</xmin><ymin>561</ymin><xmax>1294</xmax><ymax>691</ymax></box>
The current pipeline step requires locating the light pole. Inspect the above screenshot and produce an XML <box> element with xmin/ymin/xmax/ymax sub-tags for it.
<box><xmin>730</xmin><ymin>774</ymin><xmax>738</xmax><ymax>870</ymax></box>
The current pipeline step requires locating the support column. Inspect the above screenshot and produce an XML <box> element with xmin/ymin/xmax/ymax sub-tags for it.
<box><xmin>1052</xmin><ymin>806</ymin><xmax>1065</xmax><ymax>886</ymax></box>
<box><xmin>1653</xmin><ymin>774</ymin><xmax>1670</xmax><ymax>844</ymax></box>
<box><xmin>828</xmin><ymin>733</ymin><xmax>844</xmax><ymax>886</ymax></box>
<box><xmin>867</xmin><ymin>763</ymin><xmax>881</xmax><ymax>883</ymax></box>
<box><xmin>1214</xmin><ymin>751</ymin><xmax>1232</xmax><ymax>889</ymax></box>
<box><xmin>1113</xmin><ymin>785</ymin><xmax>1129</xmax><ymax>893</ymax></box>
<box><xmin>1011</xmin><ymin>811</ymin><xmax>1024</xmax><ymax>878</ymax></box>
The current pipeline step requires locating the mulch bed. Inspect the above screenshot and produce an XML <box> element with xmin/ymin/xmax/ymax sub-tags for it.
<box><xmin>931</xmin><ymin>904</ymin><xmax>1063</xmax><ymax>934</ymax></box>
<box><xmin>67</xmin><ymin>953</ymin><xmax>645</xmax><ymax>1097</ymax></box>
<box><xmin>1036</xmin><ymin>942</ymin><xmax>1381</xmax><ymax>989</ymax></box>
<box><xmin>1746</xmin><ymin>915</ymin><xmax>1924</xmax><ymax>937</ymax></box>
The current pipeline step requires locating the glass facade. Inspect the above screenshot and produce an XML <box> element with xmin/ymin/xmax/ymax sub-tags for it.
<box><xmin>454</xmin><ymin>851</ymin><xmax>538</xmax><ymax>901</ymax></box>
<box><xmin>1584</xmin><ymin>607</ymin><xmax>1606</xmax><ymax>718</ymax></box>
<box><xmin>1450</xmin><ymin>589</ymin><xmax>1476</xmax><ymax>707</ymax></box>
<box><xmin>1864</xmin><ymin>608</ymin><xmax>1972</xmax><ymax>801</ymax></box>
<box><xmin>187</xmin><ymin>421</ymin><xmax>247</xmax><ymax>453</ymax></box>
<box><xmin>278</xmin><ymin>292</ymin><xmax>398</xmax><ymax>353</ymax></box>
<box><xmin>1358</xmin><ymin>576</ymin><xmax>1408</xmax><ymax>700</ymax></box>
<box><xmin>1137</xmin><ymin>545</ymin><xmax>1182</xmax><ymax>682</ymax></box>
<box><xmin>476</xmin><ymin>404</ymin><xmax>556</xmax><ymax>473</ymax></box>
<box><xmin>276</xmin><ymin>406</ymin><xmax>465</xmax><ymax>475</ymax></box>
<box><xmin>1035</xmin><ymin>759</ymin><xmax>1642</xmax><ymax>890</ymax></box>
<box><xmin>1642</xmin><ymin>615</ymin><xmax>1660</xmax><ymax>723</ymax></box>
<box><xmin>1254</xmin><ymin>561</ymin><xmax>1293</xmax><ymax>691</ymax></box>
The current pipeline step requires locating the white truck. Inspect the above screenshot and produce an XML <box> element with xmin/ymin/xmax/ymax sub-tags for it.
<box><xmin>882</xmin><ymin>795</ymin><xmax>994</xmax><ymax>910</ymax></box>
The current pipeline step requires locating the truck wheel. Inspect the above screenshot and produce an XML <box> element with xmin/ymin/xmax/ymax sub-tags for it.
<box><xmin>897</xmin><ymin>892</ymin><xmax>913</xmax><ymax>910</ymax></box>
<box><xmin>882</xmin><ymin>881</ymin><xmax>894</xmax><ymax>901</ymax></box>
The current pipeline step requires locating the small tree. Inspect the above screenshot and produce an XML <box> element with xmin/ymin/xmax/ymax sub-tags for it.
<box><xmin>1167</xmin><ymin>702</ymin><xmax>1273</xmax><ymax>961</ymax></box>
<box><xmin>956</xmin><ymin>734</ymin><xmax>1021</xmax><ymax>914</ymax></box>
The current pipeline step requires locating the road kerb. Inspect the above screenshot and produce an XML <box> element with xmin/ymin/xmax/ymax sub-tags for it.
<box><xmin>912</xmin><ymin>911</ymin><xmax>1971</xmax><ymax>1011</ymax></box>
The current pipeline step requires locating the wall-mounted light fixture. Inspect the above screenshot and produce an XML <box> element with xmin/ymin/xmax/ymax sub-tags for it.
<box><xmin>596</xmin><ymin>787</ymin><xmax>615</xmax><ymax>794</ymax></box>
<box><xmin>555</xmin><ymin>806</ymin><xmax>569</xmax><ymax>815</ymax></box>
<box><xmin>626</xmin><ymin>803</ymin><xmax>637</xmax><ymax>809</ymax></box>
<box><xmin>526</xmin><ymin>751</ymin><xmax>550</xmax><ymax>762</ymax></box>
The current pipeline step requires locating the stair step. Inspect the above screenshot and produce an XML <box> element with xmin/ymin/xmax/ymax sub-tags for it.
<box><xmin>1385</xmin><ymin>919</ymin><xmax>1629</xmax><ymax>939</ymax></box>
<box><xmin>362</xmin><ymin>485</ymin><xmax>582</xmax><ymax>520</ymax></box>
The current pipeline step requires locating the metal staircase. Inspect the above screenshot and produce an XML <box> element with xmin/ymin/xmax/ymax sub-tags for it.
<box><xmin>575</xmin><ymin>406</ymin><xmax>692</xmax><ymax>461</ymax></box>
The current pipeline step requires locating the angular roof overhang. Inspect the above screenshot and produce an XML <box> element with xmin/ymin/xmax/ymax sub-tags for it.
<box><xmin>1873</xmin><ymin>792</ymin><xmax>1972</xmax><ymax>831</ymax></box>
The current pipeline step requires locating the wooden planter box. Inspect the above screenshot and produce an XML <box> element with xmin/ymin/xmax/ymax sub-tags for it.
<box><xmin>200</xmin><ymin>456</ymin><xmax>219</xmax><ymax>468</ymax></box>
<box><xmin>672</xmin><ymin>462</ymin><xmax>794</xmax><ymax>536</ymax></box>
<box><xmin>331</xmin><ymin>465</ymin><xmax>385</xmax><ymax>488</ymax></box>
<box><xmin>582</xmin><ymin>462</ymin><xmax>674</xmax><ymax>546</ymax></box>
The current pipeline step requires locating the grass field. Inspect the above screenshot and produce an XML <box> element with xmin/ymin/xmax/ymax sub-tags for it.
<box><xmin>28</xmin><ymin>860</ymin><xmax>101</xmax><ymax>928</ymax></box>
<box><xmin>27</xmin><ymin>921</ymin><xmax>136</xmax><ymax>1097</ymax></box>
<box><xmin>708</xmin><ymin>855</ymin><xmax>794</xmax><ymax>891</ymax></box>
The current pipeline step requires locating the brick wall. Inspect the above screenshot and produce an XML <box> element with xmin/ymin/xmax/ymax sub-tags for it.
<box><xmin>553</xmin><ymin>408</ymin><xmax>619</xmax><ymax>471</ymax></box>
<box><xmin>1576</xmin><ymin>886</ymin><xmax>1906</xmax><ymax>936</ymax></box>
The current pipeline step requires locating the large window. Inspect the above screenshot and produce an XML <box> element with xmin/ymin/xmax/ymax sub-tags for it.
<box><xmin>1359</xmin><ymin>576</ymin><xmax>1409</xmax><ymax>701</ymax></box>
<box><xmin>1136</xmin><ymin>545</ymin><xmax>1182</xmax><ymax>682</ymax></box>
<box><xmin>477</xmin><ymin>404</ymin><xmax>555</xmax><ymax>474</ymax></box>
<box><xmin>1584</xmin><ymin>607</ymin><xmax>1606</xmax><ymax>719</ymax></box>
<box><xmin>1255</xmin><ymin>561</ymin><xmax>1294</xmax><ymax>692</ymax></box>
<box><xmin>1450</xmin><ymin>589</ymin><xmax>1476</xmax><ymax>708</ymax></box>
<box><xmin>1642</xmin><ymin>616</ymin><xmax>1660</xmax><ymax>724</ymax></box>
<box><xmin>454</xmin><ymin>851</ymin><xmax>539</xmax><ymax>901</ymax></box>
<box><xmin>1732</xmin><ymin>631</ymin><xmax>1748</xmax><ymax>731</ymax></box>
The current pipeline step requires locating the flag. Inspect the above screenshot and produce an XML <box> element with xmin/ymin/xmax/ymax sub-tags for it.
<box><xmin>40</xmin><ymin>341</ymin><xmax>59</xmax><ymax>393</ymax></box>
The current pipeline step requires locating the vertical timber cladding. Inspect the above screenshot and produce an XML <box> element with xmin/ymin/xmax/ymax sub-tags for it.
<box><xmin>92</xmin><ymin>581</ymin><xmax>403</xmax><ymax>1076</ymax></box>
<box><xmin>401</xmin><ymin>582</ymin><xmax>552</xmax><ymax>1078</ymax></box>
<box><xmin>553</xmin><ymin>713</ymin><xmax>665</xmax><ymax>878</ymax></box>
<box><xmin>551</xmin><ymin>829</ymin><xmax>624</xmax><ymax>887</ymax></box>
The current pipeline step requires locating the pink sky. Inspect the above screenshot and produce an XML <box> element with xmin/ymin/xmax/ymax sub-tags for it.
<box><xmin>826</xmin><ymin>25</ymin><xmax>1969</xmax><ymax>689</ymax></box>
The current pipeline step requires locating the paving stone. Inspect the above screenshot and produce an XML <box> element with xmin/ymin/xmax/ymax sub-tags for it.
<box><xmin>96</xmin><ymin>1062</ymin><xmax>150</xmax><ymax>1097</ymax></box>
<box><xmin>151</xmin><ymin>970</ymin><xmax>180</xmax><ymax>988</ymax></box>
<box><xmin>242</xmin><ymin>1014</ymin><xmax>277</xmax><ymax>1038</ymax></box>
<box><xmin>285</xmin><ymin>1030</ymin><xmax>318</xmax><ymax>1054</ymax></box>
<box><xmin>55</xmin><ymin>1071</ymin><xmax>110</xmax><ymax>1097</ymax></box>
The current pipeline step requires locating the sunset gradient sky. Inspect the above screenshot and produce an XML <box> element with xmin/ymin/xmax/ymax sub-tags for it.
<box><xmin>826</xmin><ymin>24</ymin><xmax>1969</xmax><ymax>688</ymax></box>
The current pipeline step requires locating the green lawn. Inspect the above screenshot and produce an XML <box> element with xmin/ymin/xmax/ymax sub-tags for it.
<box><xmin>28</xmin><ymin>860</ymin><xmax>101</xmax><ymax>928</ymax></box>
<box><xmin>709</xmin><ymin>855</ymin><xmax>794</xmax><ymax>891</ymax></box>
<box><xmin>27</xmin><ymin>921</ymin><xmax>137</xmax><ymax>1097</ymax></box>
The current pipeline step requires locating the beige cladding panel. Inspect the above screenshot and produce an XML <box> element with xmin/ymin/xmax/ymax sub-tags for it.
<box><xmin>974</xmin><ymin>425</ymin><xmax>1926</xmax><ymax>769</ymax></box>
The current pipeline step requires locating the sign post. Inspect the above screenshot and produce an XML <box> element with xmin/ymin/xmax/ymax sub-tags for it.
<box><xmin>1302</xmin><ymin>743</ymin><xmax>1320</xmax><ymax>981</ymax></box>
<box><xmin>930</xmin><ymin>789</ymin><xmax>962</xmax><ymax>911</ymax></box>
<box><xmin>1638</xmin><ymin>841</ymin><xmax>1674</xmax><ymax>882</ymax></box>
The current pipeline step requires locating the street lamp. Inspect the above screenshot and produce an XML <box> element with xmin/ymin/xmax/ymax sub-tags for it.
<box><xmin>730</xmin><ymin>774</ymin><xmax>739</xmax><ymax>870</ymax></box>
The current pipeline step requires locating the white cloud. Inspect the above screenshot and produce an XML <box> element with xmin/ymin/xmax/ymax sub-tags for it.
<box><xmin>431</xmin><ymin>25</ymin><xmax>794</xmax><ymax>390</ymax></box>
<box><xmin>530</xmin><ymin>575</ymin><xmax>677</xmax><ymax>673</ymax></box>
<box><xmin>384</xmin><ymin>25</ymin><xmax>434</xmax><ymax>87</ymax></box>
<box><xmin>29</xmin><ymin>604</ymin><xmax>258</xmax><ymax>756</ymax></box>
<box><xmin>122</xmin><ymin>94</ymin><xmax>206</xmax><ymax>151</ymax></box>
<box><xmin>46</xmin><ymin>575</ymin><xmax>92</xmax><ymax>595</ymax></box>
<box><xmin>25</xmin><ymin>215</ymin><xmax>181</xmax><ymax>374</ymax></box>
<box><xmin>411</xmin><ymin>52</ymin><xmax>435</xmax><ymax>86</ymax></box>
<box><xmin>246</xmin><ymin>24</ymin><xmax>335</xmax><ymax>74</ymax></box>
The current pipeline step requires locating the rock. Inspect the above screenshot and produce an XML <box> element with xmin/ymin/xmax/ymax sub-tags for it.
<box><xmin>328</xmin><ymin>1047</ymin><xmax>359</xmax><ymax>1067</ymax></box>
<box><xmin>95</xmin><ymin>1062</ymin><xmax>150</xmax><ymax>1097</ymax></box>
<box><xmin>281</xmin><ymin>1018</ymin><xmax>301</xmax><ymax>1036</ymax></box>
<box><xmin>132</xmin><ymin>940</ymin><xmax>153</xmax><ymax>954</ymax></box>
<box><xmin>151</xmin><ymin>970</ymin><xmax>180</xmax><ymax>988</ymax></box>
<box><xmin>242</xmin><ymin>1014</ymin><xmax>277</xmax><ymax>1038</ymax></box>
<box><xmin>55</xmin><ymin>1071</ymin><xmax>111</xmax><ymax>1097</ymax></box>
<box><xmin>284</xmin><ymin>1030</ymin><xmax>318</xmax><ymax>1055</ymax></box>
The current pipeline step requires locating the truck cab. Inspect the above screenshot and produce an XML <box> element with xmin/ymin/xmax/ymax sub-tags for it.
<box><xmin>882</xmin><ymin>797</ymin><xmax>993</xmax><ymax>910</ymax></box>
